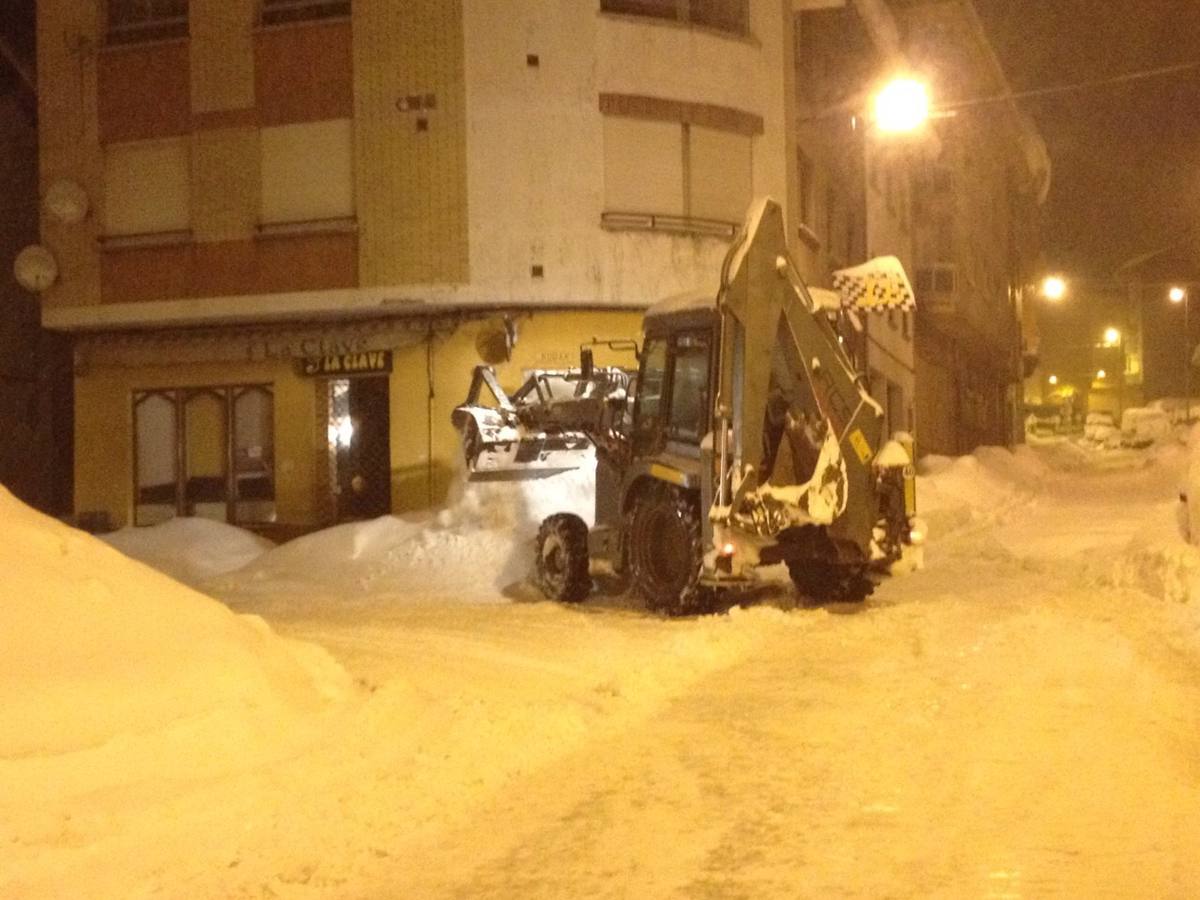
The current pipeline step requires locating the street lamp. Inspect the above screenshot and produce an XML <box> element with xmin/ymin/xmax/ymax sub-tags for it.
<box><xmin>872</xmin><ymin>77</ymin><xmax>931</xmax><ymax>133</ymax></box>
<box><xmin>1170</xmin><ymin>285</ymin><xmax>1191</xmax><ymax>421</ymax></box>
<box><xmin>1048</xmin><ymin>374</ymin><xmax>1058</xmax><ymax>385</ymax></box>
<box><xmin>1102</xmin><ymin>326</ymin><xmax>1121</xmax><ymax>347</ymax></box>
<box><xmin>1041</xmin><ymin>276</ymin><xmax>1067</xmax><ymax>301</ymax></box>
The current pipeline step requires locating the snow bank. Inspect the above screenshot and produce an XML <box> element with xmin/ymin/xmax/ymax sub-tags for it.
<box><xmin>0</xmin><ymin>486</ymin><xmax>349</xmax><ymax>761</ymax></box>
<box><xmin>217</xmin><ymin>465</ymin><xmax>596</xmax><ymax>602</ymax></box>
<box><xmin>1120</xmin><ymin>406</ymin><xmax>1173</xmax><ymax>447</ymax></box>
<box><xmin>101</xmin><ymin>516</ymin><xmax>274</xmax><ymax>587</ymax></box>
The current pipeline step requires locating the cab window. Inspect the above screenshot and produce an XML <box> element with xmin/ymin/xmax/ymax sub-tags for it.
<box><xmin>666</xmin><ymin>332</ymin><xmax>710</xmax><ymax>443</ymax></box>
<box><xmin>635</xmin><ymin>338</ymin><xmax>667</xmax><ymax>432</ymax></box>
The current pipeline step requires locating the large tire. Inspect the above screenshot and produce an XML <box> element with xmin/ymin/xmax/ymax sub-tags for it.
<box><xmin>535</xmin><ymin>513</ymin><xmax>591</xmax><ymax>602</ymax></box>
<box><xmin>787</xmin><ymin>559</ymin><xmax>874</xmax><ymax>604</ymax></box>
<box><xmin>627</xmin><ymin>485</ymin><xmax>703</xmax><ymax>615</ymax></box>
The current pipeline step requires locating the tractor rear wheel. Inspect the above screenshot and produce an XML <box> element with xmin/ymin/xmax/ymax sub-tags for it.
<box><xmin>535</xmin><ymin>514</ymin><xmax>591</xmax><ymax>602</ymax></box>
<box><xmin>786</xmin><ymin>559</ymin><xmax>874</xmax><ymax>604</ymax></box>
<box><xmin>627</xmin><ymin>486</ymin><xmax>703</xmax><ymax>615</ymax></box>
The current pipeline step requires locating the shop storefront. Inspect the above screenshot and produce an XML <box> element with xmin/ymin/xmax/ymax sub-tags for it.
<box><xmin>73</xmin><ymin>308</ymin><xmax>643</xmax><ymax>534</ymax></box>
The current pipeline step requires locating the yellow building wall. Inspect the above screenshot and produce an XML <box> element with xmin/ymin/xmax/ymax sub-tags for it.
<box><xmin>37</xmin><ymin>0</ymin><xmax>103</xmax><ymax>312</ymax></box>
<box><xmin>399</xmin><ymin>309</ymin><xmax>644</xmax><ymax>510</ymax></box>
<box><xmin>354</xmin><ymin>0</ymin><xmax>469</xmax><ymax>285</ymax></box>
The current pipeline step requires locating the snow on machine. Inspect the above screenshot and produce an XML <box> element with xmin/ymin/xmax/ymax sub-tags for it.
<box><xmin>452</xmin><ymin>198</ymin><xmax>921</xmax><ymax>613</ymax></box>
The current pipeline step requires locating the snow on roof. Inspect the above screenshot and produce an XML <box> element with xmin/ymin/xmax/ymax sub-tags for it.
<box><xmin>644</xmin><ymin>289</ymin><xmax>716</xmax><ymax>320</ymax></box>
<box><xmin>0</xmin><ymin>487</ymin><xmax>348</xmax><ymax>760</ymax></box>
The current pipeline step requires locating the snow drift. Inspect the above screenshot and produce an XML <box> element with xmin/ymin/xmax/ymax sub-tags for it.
<box><xmin>217</xmin><ymin>465</ymin><xmax>596</xmax><ymax>602</ymax></box>
<box><xmin>101</xmin><ymin>515</ymin><xmax>274</xmax><ymax>587</ymax></box>
<box><xmin>0</xmin><ymin>486</ymin><xmax>349</xmax><ymax>760</ymax></box>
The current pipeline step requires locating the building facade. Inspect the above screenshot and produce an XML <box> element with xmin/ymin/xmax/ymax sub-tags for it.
<box><xmin>897</xmin><ymin>0</ymin><xmax>1050</xmax><ymax>455</ymax></box>
<box><xmin>35</xmin><ymin>0</ymin><xmax>799</xmax><ymax>532</ymax></box>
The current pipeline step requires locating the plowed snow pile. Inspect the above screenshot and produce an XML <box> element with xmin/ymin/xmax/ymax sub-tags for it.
<box><xmin>0</xmin><ymin>486</ymin><xmax>349</xmax><ymax>764</ymax></box>
<box><xmin>101</xmin><ymin>516</ymin><xmax>274</xmax><ymax>587</ymax></box>
<box><xmin>217</xmin><ymin>465</ymin><xmax>596</xmax><ymax>602</ymax></box>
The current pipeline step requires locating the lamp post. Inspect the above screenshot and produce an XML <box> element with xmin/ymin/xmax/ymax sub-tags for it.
<box><xmin>1170</xmin><ymin>286</ymin><xmax>1190</xmax><ymax>422</ymax></box>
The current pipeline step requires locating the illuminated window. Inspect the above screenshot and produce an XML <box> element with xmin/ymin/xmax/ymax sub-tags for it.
<box><xmin>108</xmin><ymin>0</ymin><xmax>188</xmax><ymax>45</ymax></box>
<box><xmin>261</xmin><ymin>0</ymin><xmax>350</xmax><ymax>26</ymax></box>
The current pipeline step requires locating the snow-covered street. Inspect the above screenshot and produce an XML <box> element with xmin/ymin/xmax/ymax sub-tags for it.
<box><xmin>5</xmin><ymin>439</ymin><xmax>1200</xmax><ymax>898</ymax></box>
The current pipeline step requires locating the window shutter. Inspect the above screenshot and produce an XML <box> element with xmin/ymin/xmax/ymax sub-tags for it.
<box><xmin>688</xmin><ymin>125</ymin><xmax>751</xmax><ymax>223</ymax></box>
<box><xmin>602</xmin><ymin>117</ymin><xmax>685</xmax><ymax>217</ymax></box>
<box><xmin>260</xmin><ymin>119</ymin><xmax>355</xmax><ymax>224</ymax></box>
<box><xmin>103</xmin><ymin>138</ymin><xmax>191</xmax><ymax>236</ymax></box>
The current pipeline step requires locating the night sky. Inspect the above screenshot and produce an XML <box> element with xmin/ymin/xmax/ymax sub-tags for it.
<box><xmin>974</xmin><ymin>0</ymin><xmax>1200</xmax><ymax>279</ymax></box>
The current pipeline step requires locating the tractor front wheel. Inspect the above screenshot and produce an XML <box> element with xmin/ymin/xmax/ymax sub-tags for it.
<box><xmin>535</xmin><ymin>513</ymin><xmax>591</xmax><ymax>602</ymax></box>
<box><xmin>627</xmin><ymin>486</ymin><xmax>703</xmax><ymax>615</ymax></box>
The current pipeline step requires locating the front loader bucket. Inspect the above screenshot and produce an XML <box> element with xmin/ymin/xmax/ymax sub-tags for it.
<box><xmin>465</xmin><ymin>431</ymin><xmax>595</xmax><ymax>481</ymax></box>
<box><xmin>453</xmin><ymin>407</ymin><xmax>594</xmax><ymax>482</ymax></box>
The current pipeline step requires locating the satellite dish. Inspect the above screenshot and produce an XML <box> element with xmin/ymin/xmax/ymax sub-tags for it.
<box><xmin>14</xmin><ymin>245</ymin><xmax>59</xmax><ymax>293</ymax></box>
<box><xmin>44</xmin><ymin>178</ymin><xmax>89</xmax><ymax>225</ymax></box>
<box><xmin>474</xmin><ymin>317</ymin><xmax>518</xmax><ymax>365</ymax></box>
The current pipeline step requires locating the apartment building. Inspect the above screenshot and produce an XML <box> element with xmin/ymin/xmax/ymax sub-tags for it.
<box><xmin>794</xmin><ymin>0</ymin><xmax>921</xmax><ymax>443</ymax></box>
<box><xmin>897</xmin><ymin>0</ymin><xmax>1050</xmax><ymax>454</ymax></box>
<box><xmin>35</xmin><ymin>0</ymin><xmax>798</xmax><ymax>532</ymax></box>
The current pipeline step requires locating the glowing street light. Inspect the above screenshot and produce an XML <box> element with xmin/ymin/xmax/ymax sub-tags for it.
<box><xmin>1048</xmin><ymin>374</ymin><xmax>1058</xmax><ymax>385</ymax></box>
<box><xmin>873</xmin><ymin>77</ymin><xmax>931</xmax><ymax>133</ymax></box>
<box><xmin>1040</xmin><ymin>276</ymin><xmax>1067</xmax><ymax>301</ymax></box>
<box><xmin>1102</xmin><ymin>327</ymin><xmax>1121</xmax><ymax>347</ymax></box>
<box><xmin>1096</xmin><ymin>370</ymin><xmax>1107</xmax><ymax>380</ymax></box>
<box><xmin>1170</xmin><ymin>286</ymin><xmax>1187</xmax><ymax>303</ymax></box>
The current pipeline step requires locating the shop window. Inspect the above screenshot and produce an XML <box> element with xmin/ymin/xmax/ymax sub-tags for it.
<box><xmin>133</xmin><ymin>385</ymin><xmax>275</xmax><ymax>526</ymax></box>
<box><xmin>260</xmin><ymin>119</ymin><xmax>355</xmax><ymax>226</ymax></box>
<box><xmin>108</xmin><ymin>0</ymin><xmax>189</xmax><ymax>45</ymax></box>
<box><xmin>602</xmin><ymin>116</ymin><xmax>752</xmax><ymax>230</ymax></box>
<box><xmin>261</xmin><ymin>0</ymin><xmax>350</xmax><ymax>26</ymax></box>
<box><xmin>600</xmin><ymin>0</ymin><xmax>748</xmax><ymax>36</ymax></box>
<box><xmin>104</xmin><ymin>138</ymin><xmax>191</xmax><ymax>237</ymax></box>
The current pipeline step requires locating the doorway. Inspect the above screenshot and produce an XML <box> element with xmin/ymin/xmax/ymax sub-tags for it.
<box><xmin>326</xmin><ymin>376</ymin><xmax>391</xmax><ymax>521</ymax></box>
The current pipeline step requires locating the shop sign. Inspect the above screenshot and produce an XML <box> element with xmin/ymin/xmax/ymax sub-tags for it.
<box><xmin>300</xmin><ymin>350</ymin><xmax>393</xmax><ymax>377</ymax></box>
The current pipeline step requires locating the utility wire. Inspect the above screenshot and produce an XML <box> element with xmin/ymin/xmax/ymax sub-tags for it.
<box><xmin>942</xmin><ymin>60</ymin><xmax>1200</xmax><ymax>111</ymax></box>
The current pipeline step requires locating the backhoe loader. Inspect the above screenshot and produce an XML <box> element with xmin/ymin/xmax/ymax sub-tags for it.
<box><xmin>452</xmin><ymin>198</ymin><xmax>920</xmax><ymax>613</ymax></box>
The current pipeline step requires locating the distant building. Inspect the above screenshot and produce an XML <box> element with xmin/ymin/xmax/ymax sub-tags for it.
<box><xmin>0</xmin><ymin>35</ymin><xmax>73</xmax><ymax>515</ymax></box>
<box><xmin>35</xmin><ymin>0</ymin><xmax>801</xmax><ymax>531</ymax></box>
<box><xmin>898</xmin><ymin>0</ymin><xmax>1050</xmax><ymax>455</ymax></box>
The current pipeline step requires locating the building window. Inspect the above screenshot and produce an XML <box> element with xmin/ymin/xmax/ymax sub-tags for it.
<box><xmin>108</xmin><ymin>0</ymin><xmax>189</xmax><ymax>45</ymax></box>
<box><xmin>134</xmin><ymin>385</ymin><xmax>276</xmax><ymax>526</ymax></box>
<box><xmin>600</xmin><ymin>0</ymin><xmax>748</xmax><ymax>35</ymax></box>
<box><xmin>260</xmin><ymin>118</ymin><xmax>355</xmax><ymax>226</ymax></box>
<box><xmin>261</xmin><ymin>0</ymin><xmax>350</xmax><ymax>26</ymax></box>
<box><xmin>104</xmin><ymin>137</ymin><xmax>191</xmax><ymax>237</ymax></box>
<box><xmin>602</xmin><ymin>116</ymin><xmax>752</xmax><ymax>232</ymax></box>
<box><xmin>797</xmin><ymin>148</ymin><xmax>814</xmax><ymax>229</ymax></box>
